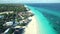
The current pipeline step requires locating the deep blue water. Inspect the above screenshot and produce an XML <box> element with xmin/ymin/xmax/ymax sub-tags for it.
<box><xmin>26</xmin><ymin>3</ymin><xmax>60</xmax><ymax>34</ymax></box>
<box><xmin>26</xmin><ymin>3</ymin><xmax>60</xmax><ymax>12</ymax></box>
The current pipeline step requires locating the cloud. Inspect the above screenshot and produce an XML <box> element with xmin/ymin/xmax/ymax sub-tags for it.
<box><xmin>0</xmin><ymin>0</ymin><xmax>60</xmax><ymax>3</ymax></box>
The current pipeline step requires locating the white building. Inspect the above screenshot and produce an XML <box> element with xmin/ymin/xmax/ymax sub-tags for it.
<box><xmin>5</xmin><ymin>21</ymin><xmax>13</xmax><ymax>26</ymax></box>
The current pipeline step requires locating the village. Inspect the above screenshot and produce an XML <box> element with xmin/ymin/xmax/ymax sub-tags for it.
<box><xmin>0</xmin><ymin>4</ymin><xmax>34</xmax><ymax>34</ymax></box>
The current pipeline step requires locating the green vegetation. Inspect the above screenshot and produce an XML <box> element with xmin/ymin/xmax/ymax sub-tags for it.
<box><xmin>8</xmin><ymin>28</ymin><xmax>15</xmax><ymax>34</ymax></box>
<box><xmin>19</xmin><ymin>23</ymin><xmax>26</xmax><ymax>26</ymax></box>
<box><xmin>0</xmin><ymin>4</ymin><xmax>34</xmax><ymax>33</ymax></box>
<box><xmin>0</xmin><ymin>4</ymin><xmax>27</xmax><ymax>12</ymax></box>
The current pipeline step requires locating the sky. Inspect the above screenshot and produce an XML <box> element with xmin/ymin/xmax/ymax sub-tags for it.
<box><xmin>0</xmin><ymin>0</ymin><xmax>60</xmax><ymax>3</ymax></box>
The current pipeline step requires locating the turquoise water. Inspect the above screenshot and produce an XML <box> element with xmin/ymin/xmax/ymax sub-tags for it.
<box><xmin>27</xmin><ymin>6</ymin><xmax>57</xmax><ymax>34</ymax></box>
<box><xmin>32</xmin><ymin>7</ymin><xmax>60</xmax><ymax>17</ymax></box>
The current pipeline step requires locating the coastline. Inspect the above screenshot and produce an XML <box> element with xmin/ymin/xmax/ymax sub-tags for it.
<box><xmin>24</xmin><ymin>15</ymin><xmax>39</xmax><ymax>34</ymax></box>
<box><xmin>24</xmin><ymin>5</ymin><xmax>39</xmax><ymax>34</ymax></box>
<box><xmin>27</xmin><ymin>6</ymin><xmax>56</xmax><ymax>34</ymax></box>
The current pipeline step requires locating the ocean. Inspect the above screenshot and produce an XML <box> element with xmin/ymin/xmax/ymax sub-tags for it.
<box><xmin>25</xmin><ymin>3</ymin><xmax>60</xmax><ymax>34</ymax></box>
<box><xmin>26</xmin><ymin>3</ymin><xmax>60</xmax><ymax>12</ymax></box>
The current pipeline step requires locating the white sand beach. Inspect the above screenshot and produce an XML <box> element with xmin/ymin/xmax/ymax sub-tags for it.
<box><xmin>24</xmin><ymin>15</ymin><xmax>39</xmax><ymax>34</ymax></box>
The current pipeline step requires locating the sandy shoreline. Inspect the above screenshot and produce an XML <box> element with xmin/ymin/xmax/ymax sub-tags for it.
<box><xmin>24</xmin><ymin>15</ymin><xmax>39</xmax><ymax>34</ymax></box>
